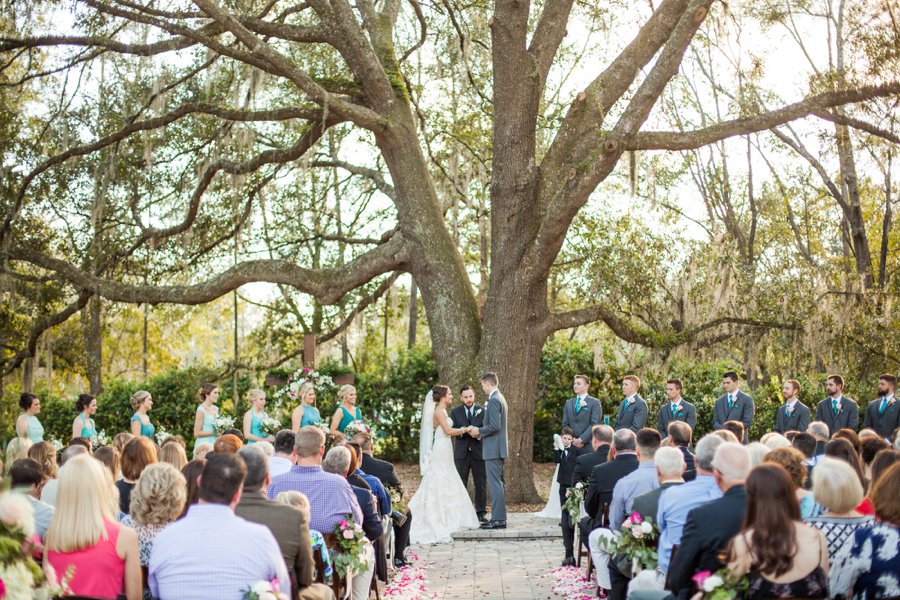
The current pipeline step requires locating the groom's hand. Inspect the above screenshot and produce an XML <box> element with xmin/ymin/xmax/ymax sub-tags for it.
<box><xmin>468</xmin><ymin>426</ymin><xmax>481</xmax><ymax>439</ymax></box>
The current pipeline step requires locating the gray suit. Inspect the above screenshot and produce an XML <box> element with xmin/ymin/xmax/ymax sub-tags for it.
<box><xmin>562</xmin><ymin>395</ymin><xmax>602</xmax><ymax>447</ymax></box>
<box><xmin>479</xmin><ymin>388</ymin><xmax>508</xmax><ymax>521</ymax></box>
<box><xmin>615</xmin><ymin>395</ymin><xmax>648</xmax><ymax>432</ymax></box>
<box><xmin>712</xmin><ymin>390</ymin><xmax>754</xmax><ymax>441</ymax></box>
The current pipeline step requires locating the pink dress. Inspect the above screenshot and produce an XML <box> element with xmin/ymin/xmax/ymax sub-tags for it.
<box><xmin>48</xmin><ymin>520</ymin><xmax>125</xmax><ymax>598</ymax></box>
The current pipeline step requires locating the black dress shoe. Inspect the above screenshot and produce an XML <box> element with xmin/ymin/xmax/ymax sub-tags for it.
<box><xmin>480</xmin><ymin>520</ymin><xmax>507</xmax><ymax>529</ymax></box>
<box><xmin>477</xmin><ymin>513</ymin><xmax>489</xmax><ymax>523</ymax></box>
<box><xmin>561</xmin><ymin>556</ymin><xmax>576</xmax><ymax>567</ymax></box>
<box><xmin>393</xmin><ymin>556</ymin><xmax>410</xmax><ymax>568</ymax></box>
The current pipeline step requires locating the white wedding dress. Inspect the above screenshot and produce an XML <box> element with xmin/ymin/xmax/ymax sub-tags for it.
<box><xmin>408</xmin><ymin>415</ymin><xmax>480</xmax><ymax>544</ymax></box>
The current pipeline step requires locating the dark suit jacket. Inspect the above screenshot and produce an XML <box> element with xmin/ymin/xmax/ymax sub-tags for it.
<box><xmin>814</xmin><ymin>440</ymin><xmax>826</xmax><ymax>456</ymax></box>
<box><xmin>351</xmin><ymin>485</ymin><xmax>384</xmax><ymax>542</ymax></box>
<box><xmin>562</xmin><ymin>395</ymin><xmax>602</xmax><ymax>446</ymax></box>
<box><xmin>632</xmin><ymin>481</ymin><xmax>683</xmax><ymax>522</ymax></box>
<box><xmin>863</xmin><ymin>397</ymin><xmax>900</xmax><ymax>439</ymax></box>
<box><xmin>667</xmin><ymin>485</ymin><xmax>747</xmax><ymax>599</ymax></box>
<box><xmin>573</xmin><ymin>444</ymin><xmax>610</xmax><ymax>486</ymax></box>
<box><xmin>451</xmin><ymin>403</ymin><xmax>485</xmax><ymax>460</ymax></box>
<box><xmin>712</xmin><ymin>391</ymin><xmax>754</xmax><ymax>440</ymax></box>
<box><xmin>235</xmin><ymin>490</ymin><xmax>315</xmax><ymax>598</ymax></box>
<box><xmin>361</xmin><ymin>453</ymin><xmax>402</xmax><ymax>493</ymax></box>
<box><xmin>584</xmin><ymin>453</ymin><xmax>639</xmax><ymax>528</ymax></box>
<box><xmin>657</xmin><ymin>400</ymin><xmax>697</xmax><ymax>437</ymax></box>
<box><xmin>814</xmin><ymin>396</ymin><xmax>860</xmax><ymax>433</ymax></box>
<box><xmin>615</xmin><ymin>395</ymin><xmax>648</xmax><ymax>432</ymax></box>
<box><xmin>553</xmin><ymin>446</ymin><xmax>578</xmax><ymax>486</ymax></box>
<box><xmin>775</xmin><ymin>401</ymin><xmax>811</xmax><ymax>434</ymax></box>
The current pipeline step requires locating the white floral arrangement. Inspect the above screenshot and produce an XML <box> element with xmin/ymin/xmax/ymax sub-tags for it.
<box><xmin>274</xmin><ymin>367</ymin><xmax>334</xmax><ymax>404</ymax></box>
<box><xmin>49</xmin><ymin>438</ymin><xmax>64</xmax><ymax>454</ymax></box>
<box><xmin>241</xmin><ymin>578</ymin><xmax>289</xmax><ymax>600</ymax></box>
<box><xmin>343</xmin><ymin>419</ymin><xmax>375</xmax><ymax>438</ymax></box>
<box><xmin>259</xmin><ymin>414</ymin><xmax>282</xmax><ymax>437</ymax></box>
<box><xmin>154</xmin><ymin>426</ymin><xmax>172</xmax><ymax>445</ymax></box>
<box><xmin>214</xmin><ymin>414</ymin><xmax>236</xmax><ymax>434</ymax></box>
<box><xmin>315</xmin><ymin>421</ymin><xmax>331</xmax><ymax>436</ymax></box>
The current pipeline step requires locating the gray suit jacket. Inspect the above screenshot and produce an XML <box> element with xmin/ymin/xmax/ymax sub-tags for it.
<box><xmin>656</xmin><ymin>400</ymin><xmax>697</xmax><ymax>437</ymax></box>
<box><xmin>774</xmin><ymin>401</ymin><xmax>811</xmax><ymax>434</ymax></box>
<box><xmin>562</xmin><ymin>395</ymin><xmax>602</xmax><ymax>445</ymax></box>
<box><xmin>479</xmin><ymin>389</ymin><xmax>508</xmax><ymax>459</ymax></box>
<box><xmin>814</xmin><ymin>396</ymin><xmax>860</xmax><ymax>434</ymax></box>
<box><xmin>712</xmin><ymin>390</ymin><xmax>755</xmax><ymax>439</ymax></box>
<box><xmin>615</xmin><ymin>395</ymin><xmax>648</xmax><ymax>432</ymax></box>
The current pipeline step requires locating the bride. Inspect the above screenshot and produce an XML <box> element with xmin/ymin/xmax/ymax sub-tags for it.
<box><xmin>408</xmin><ymin>385</ymin><xmax>481</xmax><ymax>544</ymax></box>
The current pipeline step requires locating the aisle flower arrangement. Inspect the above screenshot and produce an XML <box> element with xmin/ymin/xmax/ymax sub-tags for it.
<box><xmin>241</xmin><ymin>578</ymin><xmax>289</xmax><ymax>600</ymax></box>
<box><xmin>692</xmin><ymin>568</ymin><xmax>748</xmax><ymax>599</ymax></box>
<box><xmin>540</xmin><ymin>565</ymin><xmax>595</xmax><ymax>600</ymax></box>
<box><xmin>332</xmin><ymin>516</ymin><xmax>368</xmax><ymax>575</ymax></box>
<box><xmin>562</xmin><ymin>482</ymin><xmax>585</xmax><ymax>523</ymax></box>
<box><xmin>383</xmin><ymin>552</ymin><xmax>437</xmax><ymax>600</ymax></box>
<box><xmin>600</xmin><ymin>512</ymin><xmax>659</xmax><ymax>572</ymax></box>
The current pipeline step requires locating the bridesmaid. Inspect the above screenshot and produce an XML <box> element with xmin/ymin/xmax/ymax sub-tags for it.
<box><xmin>330</xmin><ymin>385</ymin><xmax>362</xmax><ymax>436</ymax></box>
<box><xmin>130</xmin><ymin>391</ymin><xmax>156</xmax><ymax>438</ymax></box>
<box><xmin>291</xmin><ymin>384</ymin><xmax>321</xmax><ymax>431</ymax></box>
<box><xmin>243</xmin><ymin>389</ymin><xmax>274</xmax><ymax>444</ymax></box>
<box><xmin>193</xmin><ymin>384</ymin><xmax>219</xmax><ymax>447</ymax></box>
<box><xmin>72</xmin><ymin>394</ymin><xmax>98</xmax><ymax>442</ymax></box>
<box><xmin>16</xmin><ymin>393</ymin><xmax>44</xmax><ymax>444</ymax></box>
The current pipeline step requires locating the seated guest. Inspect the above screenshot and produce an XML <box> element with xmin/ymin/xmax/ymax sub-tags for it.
<box><xmin>792</xmin><ymin>432</ymin><xmax>818</xmax><ymax>488</ymax></box>
<box><xmin>830</xmin><ymin>462</ymin><xmax>900</xmax><ymax>600</ymax></box>
<box><xmin>346</xmin><ymin>442</ymin><xmax>391</xmax><ymax>516</ymax></box>
<box><xmin>857</xmin><ymin>449</ymin><xmax>900</xmax><ymax>517</ymax></box>
<box><xmin>276</xmin><ymin>491</ymin><xmax>333</xmax><ymax>582</ymax></box>
<box><xmin>270</xmin><ymin>430</ymin><xmax>298</xmax><ymax>478</ymax></box>
<box><xmin>235</xmin><ymin>446</ymin><xmax>334</xmax><ymax>600</ymax></box>
<box><xmin>9</xmin><ymin>458</ymin><xmax>54</xmax><ymax>538</ymax></box>
<box><xmin>118</xmin><ymin>437</ymin><xmax>158</xmax><ymax>515</ymax></box>
<box><xmin>629</xmin><ymin>435</ymin><xmax>726</xmax><ymax>594</ymax></box>
<box><xmin>113</xmin><ymin>432</ymin><xmax>135</xmax><ymax>455</ymax></box>
<box><xmin>745</xmin><ymin>442</ymin><xmax>770</xmax><ymax>467</ymax></box>
<box><xmin>825</xmin><ymin>438</ymin><xmax>867</xmax><ymax>490</ymax></box>
<box><xmin>44</xmin><ymin>455</ymin><xmax>141</xmax><ymax>599</ymax></box>
<box><xmin>120</xmin><ymin>463</ymin><xmax>186</xmax><ymax>600</ymax></box>
<box><xmin>192</xmin><ymin>442</ymin><xmax>213</xmax><ymax>460</ymax></box>
<box><xmin>213</xmin><ymin>433</ymin><xmax>243</xmax><ymax>454</ymax></box>
<box><xmin>158</xmin><ymin>442</ymin><xmax>188</xmax><ymax>471</ymax></box>
<box><xmin>583</xmin><ymin>429</ymin><xmax>639</xmax><ymax>532</ymax></box>
<box><xmin>149</xmin><ymin>453</ymin><xmax>289</xmax><ymax>600</ymax></box>
<box><xmin>41</xmin><ymin>445</ymin><xmax>88</xmax><ymax>506</ymax></box>
<box><xmin>223</xmin><ymin>428</ymin><xmax>244</xmax><ymax>441</ymax></box>
<box><xmin>806</xmin><ymin>457</ymin><xmax>874</xmax><ymax>556</ymax></box>
<box><xmin>860</xmin><ymin>436</ymin><xmax>889</xmax><ymax>481</ymax></box>
<box><xmin>27</xmin><ymin>440</ymin><xmax>59</xmax><ymax>480</ymax></box>
<box><xmin>94</xmin><ymin>446</ymin><xmax>121</xmax><ymax>480</ymax></box>
<box><xmin>722</xmin><ymin>420</ymin><xmax>745</xmax><ymax>445</ymax></box>
<box><xmin>759</xmin><ymin>432</ymin><xmax>791</xmax><ymax>451</ymax></box>
<box><xmin>180</xmin><ymin>459</ymin><xmax>206</xmax><ymax>517</ymax></box>
<box><xmin>858</xmin><ymin>428</ymin><xmax>880</xmax><ymax>440</ymax></box>
<box><xmin>632</xmin><ymin>447</ymin><xmax>685</xmax><ymax>521</ymax></box>
<box><xmin>664</xmin><ymin>443</ymin><xmax>751</xmax><ymax>599</ymax></box>
<box><xmin>321</xmin><ymin>446</ymin><xmax>377</xmax><ymax>600</ymax></box>
<box><xmin>354</xmin><ymin>431</ymin><xmax>413</xmax><ymax>568</ymax></box>
<box><xmin>806</xmin><ymin>421</ymin><xmax>829</xmax><ymax>455</ymax></box>
<box><xmin>68</xmin><ymin>437</ymin><xmax>92</xmax><ymax>454</ymax></box>
<box><xmin>833</xmin><ymin>428</ymin><xmax>861</xmax><ymax>454</ymax></box>
<box><xmin>267</xmin><ymin>427</ymin><xmax>363</xmax><ymax>533</ymax></box>
<box><xmin>765</xmin><ymin>447</ymin><xmax>821</xmax><ymax>518</ymax></box>
<box><xmin>573</xmin><ymin>425</ymin><xmax>614</xmax><ymax>484</ymax></box>
<box><xmin>161</xmin><ymin>436</ymin><xmax>186</xmax><ymax>449</ymax></box>
<box><xmin>667</xmin><ymin>422</ymin><xmax>695</xmax><ymax>481</ymax></box>
<box><xmin>724</xmin><ymin>464</ymin><xmax>828</xmax><ymax>599</ymax></box>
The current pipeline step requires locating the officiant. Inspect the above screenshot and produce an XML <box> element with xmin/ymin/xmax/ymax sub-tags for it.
<box><xmin>452</xmin><ymin>385</ymin><xmax>488</xmax><ymax>523</ymax></box>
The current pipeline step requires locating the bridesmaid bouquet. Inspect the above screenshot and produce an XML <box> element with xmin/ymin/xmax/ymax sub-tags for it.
<box><xmin>259</xmin><ymin>415</ymin><xmax>282</xmax><ymax>437</ymax></box>
<box><xmin>241</xmin><ymin>578</ymin><xmax>289</xmax><ymax>600</ymax></box>
<box><xmin>214</xmin><ymin>414</ymin><xmax>236</xmax><ymax>434</ymax></box>
<box><xmin>344</xmin><ymin>420</ymin><xmax>375</xmax><ymax>438</ymax></box>
<box><xmin>89</xmin><ymin>430</ymin><xmax>110</xmax><ymax>449</ymax></box>
<box><xmin>332</xmin><ymin>515</ymin><xmax>369</xmax><ymax>575</ymax></box>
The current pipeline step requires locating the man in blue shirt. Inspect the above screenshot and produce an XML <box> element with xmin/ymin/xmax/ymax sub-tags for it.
<box><xmin>149</xmin><ymin>453</ymin><xmax>290</xmax><ymax>600</ymax></box>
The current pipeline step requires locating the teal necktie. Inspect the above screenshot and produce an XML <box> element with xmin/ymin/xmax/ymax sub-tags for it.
<box><xmin>832</xmin><ymin>399</ymin><xmax>838</xmax><ymax>414</ymax></box>
<box><xmin>880</xmin><ymin>398</ymin><xmax>888</xmax><ymax>415</ymax></box>
<box><xmin>576</xmin><ymin>397</ymin><xmax>582</xmax><ymax>414</ymax></box>
<box><xmin>728</xmin><ymin>393</ymin><xmax>734</xmax><ymax>409</ymax></box>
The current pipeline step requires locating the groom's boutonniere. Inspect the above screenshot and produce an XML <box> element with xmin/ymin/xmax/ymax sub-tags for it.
<box><xmin>475</xmin><ymin>408</ymin><xmax>483</xmax><ymax>416</ymax></box>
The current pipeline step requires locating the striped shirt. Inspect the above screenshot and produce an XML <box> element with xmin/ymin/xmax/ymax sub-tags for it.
<box><xmin>267</xmin><ymin>465</ymin><xmax>363</xmax><ymax>533</ymax></box>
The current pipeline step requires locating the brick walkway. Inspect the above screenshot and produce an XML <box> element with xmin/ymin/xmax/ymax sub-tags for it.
<box><xmin>407</xmin><ymin>513</ymin><xmax>570</xmax><ymax>600</ymax></box>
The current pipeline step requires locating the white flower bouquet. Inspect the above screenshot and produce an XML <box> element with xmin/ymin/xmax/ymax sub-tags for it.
<box><xmin>214</xmin><ymin>414</ymin><xmax>236</xmax><ymax>434</ymax></box>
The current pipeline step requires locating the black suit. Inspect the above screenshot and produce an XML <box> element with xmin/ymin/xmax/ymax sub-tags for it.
<box><xmin>667</xmin><ymin>485</ymin><xmax>747</xmax><ymax>599</ymax></box>
<box><xmin>583</xmin><ymin>453</ymin><xmax>639</xmax><ymax>530</ymax></box>
<box><xmin>554</xmin><ymin>446</ymin><xmax>579</xmax><ymax>559</ymax></box>
<box><xmin>775</xmin><ymin>401</ymin><xmax>811</xmax><ymax>434</ymax></box>
<box><xmin>676</xmin><ymin>446</ymin><xmax>696</xmax><ymax>481</ymax></box>
<box><xmin>863</xmin><ymin>396</ymin><xmax>900</xmax><ymax>439</ymax></box>
<box><xmin>573</xmin><ymin>444</ymin><xmax>610</xmax><ymax>486</ymax></box>
<box><xmin>450</xmin><ymin>403</ymin><xmax>487</xmax><ymax>516</ymax></box>
<box><xmin>361</xmin><ymin>453</ymin><xmax>411</xmax><ymax>562</ymax></box>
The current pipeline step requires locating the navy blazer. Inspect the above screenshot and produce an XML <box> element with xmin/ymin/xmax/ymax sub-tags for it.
<box><xmin>351</xmin><ymin>485</ymin><xmax>384</xmax><ymax>542</ymax></box>
<box><xmin>667</xmin><ymin>485</ymin><xmax>747</xmax><ymax>599</ymax></box>
<box><xmin>774</xmin><ymin>401</ymin><xmax>811</xmax><ymax>435</ymax></box>
<box><xmin>863</xmin><ymin>397</ymin><xmax>900</xmax><ymax>439</ymax></box>
<box><xmin>814</xmin><ymin>396</ymin><xmax>860</xmax><ymax>434</ymax></box>
<box><xmin>451</xmin><ymin>403</ymin><xmax>485</xmax><ymax>460</ymax></box>
<box><xmin>572</xmin><ymin>444</ymin><xmax>610</xmax><ymax>486</ymax></box>
<box><xmin>584</xmin><ymin>453</ymin><xmax>639</xmax><ymax>528</ymax></box>
<box><xmin>615</xmin><ymin>395</ymin><xmax>648</xmax><ymax>432</ymax></box>
<box><xmin>712</xmin><ymin>390</ymin><xmax>754</xmax><ymax>440</ymax></box>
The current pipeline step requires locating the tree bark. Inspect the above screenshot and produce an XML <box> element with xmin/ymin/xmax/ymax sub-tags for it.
<box><xmin>82</xmin><ymin>295</ymin><xmax>103</xmax><ymax>394</ymax></box>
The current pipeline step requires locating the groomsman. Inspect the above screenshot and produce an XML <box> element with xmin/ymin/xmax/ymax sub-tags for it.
<box><xmin>774</xmin><ymin>379</ymin><xmax>811</xmax><ymax>434</ymax></box>
<box><xmin>863</xmin><ymin>374</ymin><xmax>899</xmax><ymax>440</ymax></box>
<box><xmin>814</xmin><ymin>374</ymin><xmax>859</xmax><ymax>434</ymax></box>
<box><xmin>656</xmin><ymin>379</ymin><xmax>697</xmax><ymax>437</ymax></box>
<box><xmin>451</xmin><ymin>385</ymin><xmax>488</xmax><ymax>522</ymax></box>
<box><xmin>562</xmin><ymin>375</ymin><xmax>602</xmax><ymax>455</ymax></box>
<box><xmin>712</xmin><ymin>371</ymin><xmax>754</xmax><ymax>442</ymax></box>
<box><xmin>615</xmin><ymin>375</ymin><xmax>648</xmax><ymax>432</ymax></box>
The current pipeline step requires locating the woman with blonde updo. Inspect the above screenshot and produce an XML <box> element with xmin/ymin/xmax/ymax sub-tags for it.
<box><xmin>193</xmin><ymin>383</ymin><xmax>219</xmax><ymax>448</ymax></box>
<box><xmin>129</xmin><ymin>391</ymin><xmax>155</xmax><ymax>439</ymax></box>
<box><xmin>243</xmin><ymin>389</ymin><xmax>274</xmax><ymax>444</ymax></box>
<box><xmin>330</xmin><ymin>385</ymin><xmax>362</xmax><ymax>436</ymax></box>
<box><xmin>291</xmin><ymin>383</ymin><xmax>322</xmax><ymax>431</ymax></box>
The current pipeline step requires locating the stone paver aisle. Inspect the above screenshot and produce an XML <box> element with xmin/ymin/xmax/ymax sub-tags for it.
<box><xmin>408</xmin><ymin>514</ymin><xmax>567</xmax><ymax>599</ymax></box>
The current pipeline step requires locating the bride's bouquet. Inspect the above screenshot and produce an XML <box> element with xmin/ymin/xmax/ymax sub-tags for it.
<box><xmin>344</xmin><ymin>420</ymin><xmax>375</xmax><ymax>438</ymax></box>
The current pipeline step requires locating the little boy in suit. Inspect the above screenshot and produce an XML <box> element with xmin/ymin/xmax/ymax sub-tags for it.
<box><xmin>554</xmin><ymin>427</ymin><xmax>579</xmax><ymax>565</ymax></box>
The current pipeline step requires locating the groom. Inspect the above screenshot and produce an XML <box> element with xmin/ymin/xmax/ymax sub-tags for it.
<box><xmin>468</xmin><ymin>372</ymin><xmax>508</xmax><ymax>530</ymax></box>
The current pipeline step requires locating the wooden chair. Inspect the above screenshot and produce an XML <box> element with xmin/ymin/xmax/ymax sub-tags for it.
<box><xmin>325</xmin><ymin>533</ymin><xmax>380</xmax><ymax>599</ymax></box>
<box><xmin>577</xmin><ymin>502</ymin><xmax>609</xmax><ymax>568</ymax></box>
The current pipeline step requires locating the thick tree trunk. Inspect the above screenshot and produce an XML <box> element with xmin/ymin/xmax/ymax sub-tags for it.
<box><xmin>82</xmin><ymin>295</ymin><xmax>103</xmax><ymax>394</ymax></box>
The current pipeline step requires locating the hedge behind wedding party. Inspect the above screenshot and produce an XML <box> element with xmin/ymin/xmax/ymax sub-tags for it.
<box><xmin>2</xmin><ymin>340</ymin><xmax>880</xmax><ymax>462</ymax></box>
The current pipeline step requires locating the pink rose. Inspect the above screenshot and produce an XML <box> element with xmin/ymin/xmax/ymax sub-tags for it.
<box><xmin>342</xmin><ymin>529</ymin><xmax>355</xmax><ymax>540</ymax></box>
<box><xmin>339</xmin><ymin>519</ymin><xmax>348</xmax><ymax>528</ymax></box>
<box><xmin>629</xmin><ymin>512</ymin><xmax>643</xmax><ymax>524</ymax></box>
<box><xmin>692</xmin><ymin>570</ymin><xmax>712</xmax><ymax>588</ymax></box>
<box><xmin>0</xmin><ymin>577</ymin><xmax>6</xmax><ymax>598</ymax></box>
